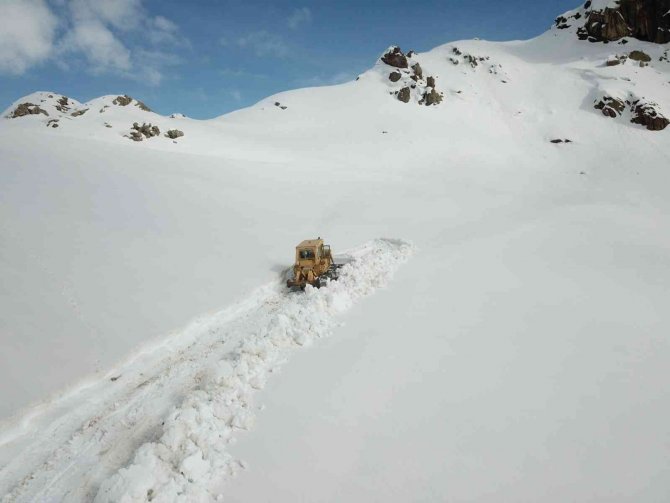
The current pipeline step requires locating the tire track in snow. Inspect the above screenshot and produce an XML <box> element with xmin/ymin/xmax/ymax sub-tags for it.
<box><xmin>2</xmin><ymin>239</ymin><xmax>413</xmax><ymax>502</ymax></box>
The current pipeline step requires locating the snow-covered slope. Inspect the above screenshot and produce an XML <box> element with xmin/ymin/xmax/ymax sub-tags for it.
<box><xmin>1</xmin><ymin>5</ymin><xmax>670</xmax><ymax>501</ymax></box>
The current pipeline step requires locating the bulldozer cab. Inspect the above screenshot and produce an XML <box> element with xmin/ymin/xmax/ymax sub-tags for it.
<box><xmin>295</xmin><ymin>239</ymin><xmax>331</xmax><ymax>264</ymax></box>
<box><xmin>288</xmin><ymin>238</ymin><xmax>338</xmax><ymax>289</ymax></box>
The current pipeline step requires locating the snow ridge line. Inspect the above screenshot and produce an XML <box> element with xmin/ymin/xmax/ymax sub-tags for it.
<box><xmin>94</xmin><ymin>238</ymin><xmax>414</xmax><ymax>502</ymax></box>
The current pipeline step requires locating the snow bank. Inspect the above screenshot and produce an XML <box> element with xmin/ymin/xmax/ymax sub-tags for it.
<box><xmin>93</xmin><ymin>239</ymin><xmax>413</xmax><ymax>502</ymax></box>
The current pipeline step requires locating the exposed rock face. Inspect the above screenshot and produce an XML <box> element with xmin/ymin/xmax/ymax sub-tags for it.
<box><xmin>421</xmin><ymin>88</ymin><xmax>443</xmax><ymax>106</ymax></box>
<box><xmin>55</xmin><ymin>96</ymin><xmax>73</xmax><ymax>113</ymax></box>
<box><xmin>113</xmin><ymin>95</ymin><xmax>133</xmax><ymax>106</ymax></box>
<box><xmin>628</xmin><ymin>50</ymin><xmax>651</xmax><ymax>62</ymax></box>
<box><xmin>397</xmin><ymin>87</ymin><xmax>411</xmax><ymax>103</ymax></box>
<box><xmin>594</xmin><ymin>96</ymin><xmax>626</xmax><ymax>117</ymax></box>
<box><xmin>569</xmin><ymin>0</ymin><xmax>670</xmax><ymax>43</ymax></box>
<box><xmin>113</xmin><ymin>95</ymin><xmax>152</xmax><ymax>112</ymax></box>
<box><xmin>579</xmin><ymin>7</ymin><xmax>631</xmax><ymax>41</ymax></box>
<box><xmin>71</xmin><ymin>109</ymin><xmax>88</xmax><ymax>117</ymax></box>
<box><xmin>129</xmin><ymin>122</ymin><xmax>160</xmax><ymax>141</ymax></box>
<box><xmin>631</xmin><ymin>101</ymin><xmax>669</xmax><ymax>130</ymax></box>
<box><xmin>383</xmin><ymin>47</ymin><xmax>442</xmax><ymax>106</ymax></box>
<box><xmin>9</xmin><ymin>103</ymin><xmax>48</xmax><ymax>118</ymax></box>
<box><xmin>381</xmin><ymin>46</ymin><xmax>408</xmax><ymax>68</ymax></box>
<box><xmin>594</xmin><ymin>94</ymin><xmax>668</xmax><ymax>130</ymax></box>
<box><xmin>165</xmin><ymin>129</ymin><xmax>184</xmax><ymax>139</ymax></box>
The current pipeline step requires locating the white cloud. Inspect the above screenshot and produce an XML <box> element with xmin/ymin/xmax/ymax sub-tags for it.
<box><xmin>287</xmin><ymin>7</ymin><xmax>311</xmax><ymax>30</ymax></box>
<box><xmin>68</xmin><ymin>0</ymin><xmax>144</xmax><ymax>30</ymax></box>
<box><xmin>229</xmin><ymin>31</ymin><xmax>289</xmax><ymax>58</ymax></box>
<box><xmin>59</xmin><ymin>19</ymin><xmax>132</xmax><ymax>72</ymax></box>
<box><xmin>0</xmin><ymin>0</ymin><xmax>58</xmax><ymax>75</ymax></box>
<box><xmin>147</xmin><ymin>15</ymin><xmax>190</xmax><ymax>47</ymax></box>
<box><xmin>0</xmin><ymin>0</ymin><xmax>188</xmax><ymax>84</ymax></box>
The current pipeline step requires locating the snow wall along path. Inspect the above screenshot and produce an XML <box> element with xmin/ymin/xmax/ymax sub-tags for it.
<box><xmin>92</xmin><ymin>239</ymin><xmax>413</xmax><ymax>502</ymax></box>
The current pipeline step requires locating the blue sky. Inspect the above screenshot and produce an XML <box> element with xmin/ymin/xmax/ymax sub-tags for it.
<box><xmin>0</xmin><ymin>0</ymin><xmax>579</xmax><ymax>119</ymax></box>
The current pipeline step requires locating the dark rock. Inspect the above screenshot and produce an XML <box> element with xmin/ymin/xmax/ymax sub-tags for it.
<box><xmin>165</xmin><ymin>129</ymin><xmax>184</xmax><ymax>139</ymax></box>
<box><xmin>594</xmin><ymin>96</ymin><xmax>626</xmax><ymax>117</ymax></box>
<box><xmin>71</xmin><ymin>108</ymin><xmax>88</xmax><ymax>117</ymax></box>
<box><xmin>46</xmin><ymin>119</ymin><xmax>59</xmax><ymax>128</ymax></box>
<box><xmin>135</xmin><ymin>99</ymin><xmax>152</xmax><ymax>112</ymax></box>
<box><xmin>422</xmin><ymin>88</ymin><xmax>443</xmax><ymax>106</ymax></box>
<box><xmin>631</xmin><ymin>101</ymin><xmax>669</xmax><ymax>130</ymax></box>
<box><xmin>463</xmin><ymin>54</ymin><xmax>479</xmax><ymax>68</ymax></box>
<box><xmin>606</xmin><ymin>54</ymin><xmax>627</xmax><ymax>66</ymax></box>
<box><xmin>113</xmin><ymin>95</ymin><xmax>152</xmax><ymax>111</ymax></box>
<box><xmin>426</xmin><ymin>76</ymin><xmax>436</xmax><ymax>88</ymax></box>
<box><xmin>411</xmin><ymin>63</ymin><xmax>423</xmax><ymax>80</ymax></box>
<box><xmin>629</xmin><ymin>50</ymin><xmax>651</xmax><ymax>62</ymax></box>
<box><xmin>55</xmin><ymin>96</ymin><xmax>71</xmax><ymax>113</ymax></box>
<box><xmin>578</xmin><ymin>0</ymin><xmax>670</xmax><ymax>43</ymax></box>
<box><xmin>407</xmin><ymin>50</ymin><xmax>416</xmax><ymax>58</ymax></box>
<box><xmin>113</xmin><ymin>95</ymin><xmax>133</xmax><ymax>106</ymax></box>
<box><xmin>397</xmin><ymin>87</ymin><xmax>411</xmax><ymax>103</ymax></box>
<box><xmin>9</xmin><ymin>103</ymin><xmax>48</xmax><ymax>118</ymax></box>
<box><xmin>381</xmin><ymin>46</ymin><xmax>408</xmax><ymax>68</ymax></box>
<box><xmin>550</xmin><ymin>139</ymin><xmax>564</xmax><ymax>143</ymax></box>
<box><xmin>389</xmin><ymin>71</ymin><xmax>402</xmax><ymax>82</ymax></box>
<box><xmin>128</xmin><ymin>122</ymin><xmax>160</xmax><ymax>141</ymax></box>
<box><xmin>584</xmin><ymin>8</ymin><xmax>632</xmax><ymax>41</ymax></box>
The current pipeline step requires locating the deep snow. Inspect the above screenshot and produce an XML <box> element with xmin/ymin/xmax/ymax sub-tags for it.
<box><xmin>1</xmin><ymin>15</ymin><xmax>670</xmax><ymax>502</ymax></box>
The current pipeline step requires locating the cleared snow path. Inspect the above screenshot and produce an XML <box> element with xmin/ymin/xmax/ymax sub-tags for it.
<box><xmin>1</xmin><ymin>239</ymin><xmax>412</xmax><ymax>502</ymax></box>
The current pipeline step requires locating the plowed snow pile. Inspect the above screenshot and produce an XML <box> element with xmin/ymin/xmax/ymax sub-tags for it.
<box><xmin>1</xmin><ymin>240</ymin><xmax>412</xmax><ymax>502</ymax></box>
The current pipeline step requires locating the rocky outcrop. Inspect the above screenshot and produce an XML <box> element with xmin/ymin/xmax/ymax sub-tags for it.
<box><xmin>113</xmin><ymin>95</ymin><xmax>133</xmax><ymax>106</ymax></box>
<box><xmin>381</xmin><ymin>46</ymin><xmax>408</xmax><ymax>68</ymax></box>
<box><xmin>55</xmin><ymin>96</ymin><xmax>73</xmax><ymax>113</ymax></box>
<box><xmin>421</xmin><ymin>88</ymin><xmax>443</xmax><ymax>106</ymax></box>
<box><xmin>397</xmin><ymin>87</ymin><xmax>411</xmax><ymax>103</ymax></box>
<box><xmin>382</xmin><ymin>46</ymin><xmax>443</xmax><ymax>106</ymax></box>
<box><xmin>113</xmin><ymin>95</ymin><xmax>152</xmax><ymax>112</ymax></box>
<box><xmin>594</xmin><ymin>94</ymin><xmax>668</xmax><ymax>130</ymax></box>
<box><xmin>631</xmin><ymin>100</ymin><xmax>669</xmax><ymax>130</ymax></box>
<box><xmin>564</xmin><ymin>0</ymin><xmax>670</xmax><ymax>43</ymax></box>
<box><xmin>165</xmin><ymin>129</ymin><xmax>184</xmax><ymax>139</ymax></box>
<box><xmin>71</xmin><ymin>109</ymin><xmax>88</xmax><ymax>117</ymax></box>
<box><xmin>8</xmin><ymin>103</ymin><xmax>49</xmax><ymax>118</ymax></box>
<box><xmin>594</xmin><ymin>96</ymin><xmax>626</xmax><ymax>117</ymax></box>
<box><xmin>128</xmin><ymin>122</ymin><xmax>160</xmax><ymax>141</ymax></box>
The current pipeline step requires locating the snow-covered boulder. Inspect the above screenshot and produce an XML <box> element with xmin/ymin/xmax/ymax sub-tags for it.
<box><xmin>380</xmin><ymin>46</ymin><xmax>408</xmax><ymax>68</ymax></box>
<box><xmin>594</xmin><ymin>93</ymin><xmax>668</xmax><ymax>130</ymax></box>
<box><xmin>631</xmin><ymin>99</ymin><xmax>670</xmax><ymax>130</ymax></box>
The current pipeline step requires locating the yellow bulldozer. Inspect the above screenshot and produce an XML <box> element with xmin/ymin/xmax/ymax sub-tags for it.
<box><xmin>287</xmin><ymin>238</ymin><xmax>342</xmax><ymax>289</ymax></box>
